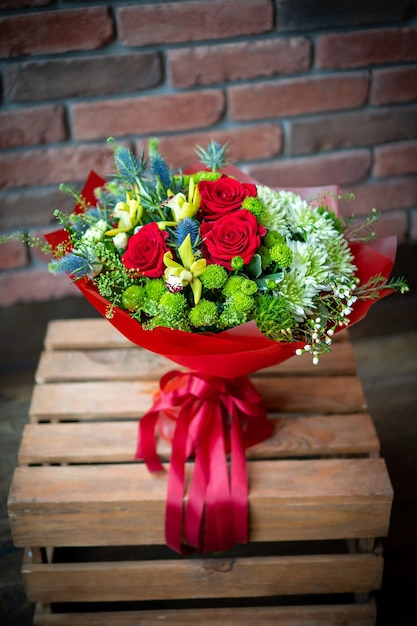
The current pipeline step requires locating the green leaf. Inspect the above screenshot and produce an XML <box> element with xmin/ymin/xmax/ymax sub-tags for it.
<box><xmin>255</xmin><ymin>271</ymin><xmax>284</xmax><ymax>290</ymax></box>
<box><xmin>245</xmin><ymin>254</ymin><xmax>263</xmax><ymax>279</ymax></box>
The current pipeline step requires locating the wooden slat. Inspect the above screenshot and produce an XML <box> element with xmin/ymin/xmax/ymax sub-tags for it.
<box><xmin>18</xmin><ymin>413</ymin><xmax>380</xmax><ymax>465</ymax></box>
<box><xmin>23</xmin><ymin>553</ymin><xmax>383</xmax><ymax>603</ymax></box>
<box><xmin>33</xmin><ymin>603</ymin><xmax>377</xmax><ymax>626</ymax></box>
<box><xmin>35</xmin><ymin>339</ymin><xmax>357</xmax><ymax>384</ymax></box>
<box><xmin>8</xmin><ymin>458</ymin><xmax>392</xmax><ymax>547</ymax></box>
<box><xmin>44</xmin><ymin>319</ymin><xmax>131</xmax><ymax>351</ymax></box>
<box><xmin>44</xmin><ymin>318</ymin><xmax>348</xmax><ymax>351</ymax></box>
<box><xmin>28</xmin><ymin>376</ymin><xmax>366</xmax><ymax>422</ymax></box>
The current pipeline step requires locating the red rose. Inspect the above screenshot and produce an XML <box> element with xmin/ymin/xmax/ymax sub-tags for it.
<box><xmin>201</xmin><ymin>210</ymin><xmax>265</xmax><ymax>270</ymax></box>
<box><xmin>122</xmin><ymin>222</ymin><xmax>168</xmax><ymax>278</ymax></box>
<box><xmin>198</xmin><ymin>175</ymin><xmax>257</xmax><ymax>221</ymax></box>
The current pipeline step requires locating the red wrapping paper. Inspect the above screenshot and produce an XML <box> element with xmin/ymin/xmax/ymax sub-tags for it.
<box><xmin>45</xmin><ymin>166</ymin><xmax>397</xmax><ymax>554</ymax></box>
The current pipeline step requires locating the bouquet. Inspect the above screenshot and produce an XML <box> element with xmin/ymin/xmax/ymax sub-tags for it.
<box><xmin>41</xmin><ymin>138</ymin><xmax>406</xmax><ymax>554</ymax></box>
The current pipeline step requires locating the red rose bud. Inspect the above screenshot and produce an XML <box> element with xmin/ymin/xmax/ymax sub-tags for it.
<box><xmin>198</xmin><ymin>175</ymin><xmax>257</xmax><ymax>220</ymax></box>
<box><xmin>122</xmin><ymin>222</ymin><xmax>168</xmax><ymax>278</ymax></box>
<box><xmin>201</xmin><ymin>210</ymin><xmax>266</xmax><ymax>270</ymax></box>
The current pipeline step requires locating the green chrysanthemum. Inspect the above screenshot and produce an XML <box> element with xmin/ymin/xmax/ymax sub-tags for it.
<box><xmin>264</xmin><ymin>230</ymin><xmax>285</xmax><ymax>248</ymax></box>
<box><xmin>189</xmin><ymin>299</ymin><xmax>219</xmax><ymax>328</ymax></box>
<box><xmin>241</xmin><ymin>278</ymin><xmax>258</xmax><ymax>295</ymax></box>
<box><xmin>222</xmin><ymin>275</ymin><xmax>245</xmax><ymax>297</ymax></box>
<box><xmin>147</xmin><ymin>292</ymin><xmax>189</xmax><ymax>331</ymax></box>
<box><xmin>270</xmin><ymin>241</ymin><xmax>293</xmax><ymax>268</ymax></box>
<box><xmin>257</xmin><ymin>245</ymin><xmax>272</xmax><ymax>269</ymax></box>
<box><xmin>122</xmin><ymin>285</ymin><xmax>145</xmax><ymax>311</ymax></box>
<box><xmin>200</xmin><ymin>264</ymin><xmax>228</xmax><ymax>289</ymax></box>
<box><xmin>145</xmin><ymin>278</ymin><xmax>167</xmax><ymax>302</ymax></box>
<box><xmin>241</xmin><ymin>196</ymin><xmax>265</xmax><ymax>217</ymax></box>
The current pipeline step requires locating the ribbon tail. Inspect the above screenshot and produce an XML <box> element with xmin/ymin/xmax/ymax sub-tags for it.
<box><xmin>165</xmin><ymin>406</ymin><xmax>192</xmax><ymax>554</ymax></box>
<box><xmin>203</xmin><ymin>401</ymin><xmax>235</xmax><ymax>553</ymax></box>
<box><xmin>135</xmin><ymin>410</ymin><xmax>163</xmax><ymax>473</ymax></box>
<box><xmin>230</xmin><ymin>405</ymin><xmax>249</xmax><ymax>544</ymax></box>
<box><xmin>183</xmin><ymin>405</ymin><xmax>211</xmax><ymax>549</ymax></box>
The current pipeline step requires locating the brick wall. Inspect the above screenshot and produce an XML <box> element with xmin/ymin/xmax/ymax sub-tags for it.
<box><xmin>1</xmin><ymin>0</ymin><xmax>417</xmax><ymax>306</ymax></box>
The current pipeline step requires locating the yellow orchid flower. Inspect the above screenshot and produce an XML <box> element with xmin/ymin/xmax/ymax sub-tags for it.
<box><xmin>105</xmin><ymin>189</ymin><xmax>143</xmax><ymax>236</ymax></box>
<box><xmin>163</xmin><ymin>234</ymin><xmax>206</xmax><ymax>305</ymax></box>
<box><xmin>158</xmin><ymin>177</ymin><xmax>200</xmax><ymax>230</ymax></box>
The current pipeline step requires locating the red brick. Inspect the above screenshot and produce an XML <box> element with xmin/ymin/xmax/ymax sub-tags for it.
<box><xmin>228</xmin><ymin>73</ymin><xmax>368</xmax><ymax>121</ymax></box>
<box><xmin>168</xmin><ymin>38</ymin><xmax>311</xmax><ymax>88</ymax></box>
<box><xmin>0</xmin><ymin>8</ymin><xmax>114</xmax><ymax>58</ymax></box>
<box><xmin>72</xmin><ymin>91</ymin><xmax>225</xmax><ymax>141</ymax></box>
<box><xmin>0</xmin><ymin>188</ymin><xmax>74</xmax><ymax>230</ymax></box>
<box><xmin>0</xmin><ymin>268</ymin><xmax>81</xmax><ymax>306</ymax></box>
<box><xmin>4</xmin><ymin>53</ymin><xmax>162</xmax><ymax>103</ymax></box>
<box><xmin>374</xmin><ymin>141</ymin><xmax>417</xmax><ymax>177</ymax></box>
<box><xmin>0</xmin><ymin>106</ymin><xmax>66</xmax><ymax>150</ymax></box>
<box><xmin>316</xmin><ymin>27</ymin><xmax>417</xmax><ymax>70</ymax></box>
<box><xmin>289</xmin><ymin>105</ymin><xmax>417</xmax><ymax>155</ymax></box>
<box><xmin>246</xmin><ymin>150</ymin><xmax>371</xmax><ymax>188</ymax></box>
<box><xmin>118</xmin><ymin>0</ymin><xmax>273</xmax><ymax>46</ymax></box>
<box><xmin>136</xmin><ymin>125</ymin><xmax>282</xmax><ymax>170</ymax></box>
<box><xmin>339</xmin><ymin>177</ymin><xmax>417</xmax><ymax>217</ymax></box>
<box><xmin>370</xmin><ymin>65</ymin><xmax>417</xmax><ymax>106</ymax></box>
<box><xmin>0</xmin><ymin>238</ymin><xmax>28</xmax><ymax>270</ymax></box>
<box><xmin>0</xmin><ymin>143</ymin><xmax>126</xmax><ymax>190</ymax></box>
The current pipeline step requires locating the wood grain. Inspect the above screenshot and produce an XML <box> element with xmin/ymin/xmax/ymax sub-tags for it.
<box><xmin>28</xmin><ymin>376</ymin><xmax>366</xmax><ymax>422</ymax></box>
<box><xmin>18</xmin><ymin>412</ymin><xmax>380</xmax><ymax>465</ymax></box>
<box><xmin>23</xmin><ymin>553</ymin><xmax>383</xmax><ymax>602</ymax></box>
<box><xmin>9</xmin><ymin>458</ymin><xmax>392</xmax><ymax>547</ymax></box>
<box><xmin>35</xmin><ymin>339</ymin><xmax>357</xmax><ymax>383</ymax></box>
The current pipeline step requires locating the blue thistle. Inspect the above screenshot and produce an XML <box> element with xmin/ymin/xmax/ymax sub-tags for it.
<box><xmin>49</xmin><ymin>248</ymin><xmax>99</xmax><ymax>279</ymax></box>
<box><xmin>195</xmin><ymin>140</ymin><xmax>230</xmax><ymax>172</ymax></box>
<box><xmin>175</xmin><ymin>218</ymin><xmax>200</xmax><ymax>249</ymax></box>
<box><xmin>149</xmin><ymin>138</ymin><xmax>171</xmax><ymax>189</ymax></box>
<box><xmin>107</xmin><ymin>138</ymin><xmax>148</xmax><ymax>185</ymax></box>
<box><xmin>150</xmin><ymin>154</ymin><xmax>171</xmax><ymax>188</ymax></box>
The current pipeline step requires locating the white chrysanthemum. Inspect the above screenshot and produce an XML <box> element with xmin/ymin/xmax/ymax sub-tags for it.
<box><xmin>324</xmin><ymin>235</ymin><xmax>356</xmax><ymax>280</ymax></box>
<box><xmin>277</xmin><ymin>266</ymin><xmax>319</xmax><ymax>321</ymax></box>
<box><xmin>256</xmin><ymin>186</ymin><xmax>290</xmax><ymax>232</ymax></box>
<box><xmin>289</xmin><ymin>237</ymin><xmax>330</xmax><ymax>287</ymax></box>
<box><xmin>287</xmin><ymin>198</ymin><xmax>340</xmax><ymax>240</ymax></box>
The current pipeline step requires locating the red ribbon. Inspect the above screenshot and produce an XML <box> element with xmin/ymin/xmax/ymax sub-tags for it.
<box><xmin>135</xmin><ymin>370</ymin><xmax>273</xmax><ymax>554</ymax></box>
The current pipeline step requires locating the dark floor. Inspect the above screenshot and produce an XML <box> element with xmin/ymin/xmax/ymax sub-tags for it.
<box><xmin>1</xmin><ymin>243</ymin><xmax>416</xmax><ymax>626</ymax></box>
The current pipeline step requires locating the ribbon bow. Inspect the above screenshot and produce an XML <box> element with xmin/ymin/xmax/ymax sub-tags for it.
<box><xmin>136</xmin><ymin>370</ymin><xmax>273</xmax><ymax>554</ymax></box>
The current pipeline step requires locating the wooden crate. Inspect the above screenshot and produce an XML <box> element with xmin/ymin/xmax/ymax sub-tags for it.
<box><xmin>8</xmin><ymin>319</ymin><xmax>393</xmax><ymax>626</ymax></box>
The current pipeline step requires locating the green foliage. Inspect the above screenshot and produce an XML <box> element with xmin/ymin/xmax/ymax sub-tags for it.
<box><xmin>254</xmin><ymin>294</ymin><xmax>295</xmax><ymax>341</ymax></box>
